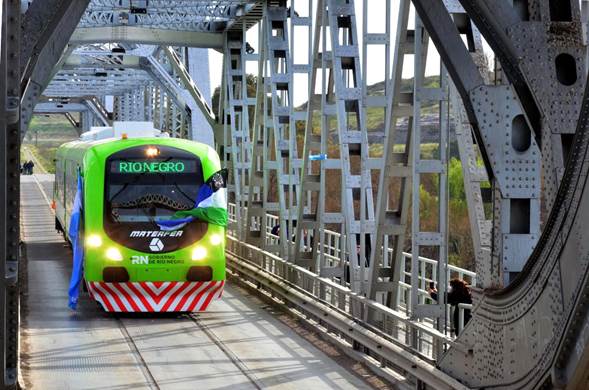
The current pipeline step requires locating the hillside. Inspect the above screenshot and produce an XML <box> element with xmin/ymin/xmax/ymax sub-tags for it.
<box><xmin>297</xmin><ymin>75</ymin><xmax>441</xmax><ymax>111</ymax></box>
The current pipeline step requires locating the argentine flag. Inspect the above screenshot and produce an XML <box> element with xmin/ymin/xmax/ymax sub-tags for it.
<box><xmin>157</xmin><ymin>168</ymin><xmax>228</xmax><ymax>231</ymax></box>
<box><xmin>68</xmin><ymin>171</ymin><xmax>84</xmax><ymax>310</ymax></box>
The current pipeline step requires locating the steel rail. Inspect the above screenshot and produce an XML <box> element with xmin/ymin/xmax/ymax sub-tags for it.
<box><xmin>114</xmin><ymin>316</ymin><xmax>161</xmax><ymax>390</ymax></box>
<box><xmin>187</xmin><ymin>314</ymin><xmax>264</xmax><ymax>389</ymax></box>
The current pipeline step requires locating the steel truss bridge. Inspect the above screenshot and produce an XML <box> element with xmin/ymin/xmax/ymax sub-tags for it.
<box><xmin>2</xmin><ymin>0</ymin><xmax>589</xmax><ymax>388</ymax></box>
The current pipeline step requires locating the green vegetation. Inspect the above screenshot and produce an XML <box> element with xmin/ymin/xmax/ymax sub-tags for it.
<box><xmin>22</xmin><ymin>145</ymin><xmax>55</xmax><ymax>173</ymax></box>
<box><xmin>22</xmin><ymin>114</ymin><xmax>79</xmax><ymax>174</ymax></box>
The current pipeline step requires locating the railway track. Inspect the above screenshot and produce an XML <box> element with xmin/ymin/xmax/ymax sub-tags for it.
<box><xmin>19</xmin><ymin>174</ymin><xmax>384</xmax><ymax>389</ymax></box>
<box><xmin>28</xmin><ymin>174</ymin><xmax>263</xmax><ymax>389</ymax></box>
<box><xmin>114</xmin><ymin>316</ymin><xmax>161</xmax><ymax>390</ymax></box>
<box><xmin>111</xmin><ymin>313</ymin><xmax>266</xmax><ymax>390</ymax></box>
<box><xmin>187</xmin><ymin>313</ymin><xmax>264</xmax><ymax>390</ymax></box>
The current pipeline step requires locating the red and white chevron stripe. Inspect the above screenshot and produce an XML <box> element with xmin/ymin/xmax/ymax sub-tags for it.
<box><xmin>87</xmin><ymin>280</ymin><xmax>225</xmax><ymax>312</ymax></box>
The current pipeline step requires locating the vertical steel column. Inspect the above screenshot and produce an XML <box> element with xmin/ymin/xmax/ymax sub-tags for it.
<box><xmin>239</xmin><ymin>29</ymin><xmax>254</xmax><ymax>235</ymax></box>
<box><xmin>330</xmin><ymin>0</ymin><xmax>376</xmax><ymax>293</ymax></box>
<box><xmin>164</xmin><ymin>94</ymin><xmax>173</xmax><ymax>133</ymax></box>
<box><xmin>0</xmin><ymin>1</ymin><xmax>7</xmax><ymax>386</ymax></box>
<box><xmin>264</xmin><ymin>4</ymin><xmax>298</xmax><ymax>259</ymax></box>
<box><xmin>449</xmin><ymin>83</ymin><xmax>491</xmax><ymax>285</ymax></box>
<box><xmin>160</xmin><ymin>45</ymin><xmax>213</xmax><ymax>141</ymax></box>
<box><xmin>290</xmin><ymin>0</ymin><xmax>313</xmax><ymax>252</ymax></box>
<box><xmin>151</xmin><ymin>86</ymin><xmax>159</xmax><ymax>129</ymax></box>
<box><xmin>144</xmin><ymin>85</ymin><xmax>153</xmax><ymax>123</ymax></box>
<box><xmin>81</xmin><ymin>109</ymin><xmax>91</xmax><ymax>132</ymax></box>
<box><xmin>296</xmin><ymin>0</ymin><xmax>374</xmax><ymax>292</ymax></box>
<box><xmin>112</xmin><ymin>96</ymin><xmax>120</xmax><ymax>122</ymax></box>
<box><xmin>136</xmin><ymin>88</ymin><xmax>145</xmax><ymax>121</ymax></box>
<box><xmin>410</xmin><ymin>16</ymin><xmax>449</xmax><ymax>321</ymax></box>
<box><xmin>366</xmin><ymin>0</ymin><xmax>413</xmax><ymax>309</ymax></box>
<box><xmin>156</xmin><ymin>87</ymin><xmax>163</xmax><ymax>130</ymax></box>
<box><xmin>446</xmin><ymin>11</ymin><xmax>492</xmax><ymax>288</ymax></box>
<box><xmin>360</xmin><ymin>0</ymin><xmax>388</xmax><ymax>293</ymax></box>
<box><xmin>295</xmin><ymin>0</ymin><xmax>335</xmax><ymax>274</ymax></box>
<box><xmin>246</xmin><ymin>17</ymin><xmax>273</xmax><ymax>251</ymax></box>
<box><xmin>222</xmin><ymin>32</ymin><xmax>250</xmax><ymax>238</ymax></box>
<box><xmin>581</xmin><ymin>0</ymin><xmax>589</xmax><ymax>69</ymax></box>
<box><xmin>170</xmin><ymin>103</ymin><xmax>179</xmax><ymax>137</ymax></box>
<box><xmin>1</xmin><ymin>0</ymin><xmax>19</xmax><ymax>386</ymax></box>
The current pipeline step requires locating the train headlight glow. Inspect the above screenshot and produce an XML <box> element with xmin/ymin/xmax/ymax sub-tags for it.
<box><xmin>192</xmin><ymin>246</ymin><xmax>207</xmax><ymax>261</ymax></box>
<box><xmin>209</xmin><ymin>234</ymin><xmax>223</xmax><ymax>246</ymax></box>
<box><xmin>105</xmin><ymin>247</ymin><xmax>123</xmax><ymax>261</ymax></box>
<box><xmin>86</xmin><ymin>234</ymin><xmax>103</xmax><ymax>248</ymax></box>
<box><xmin>145</xmin><ymin>146</ymin><xmax>160</xmax><ymax>157</ymax></box>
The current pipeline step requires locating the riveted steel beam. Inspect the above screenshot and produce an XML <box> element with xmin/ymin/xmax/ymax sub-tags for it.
<box><xmin>413</xmin><ymin>0</ymin><xmax>542</xmax><ymax>289</ymax></box>
<box><xmin>1</xmin><ymin>1</ymin><xmax>19</xmax><ymax>387</ymax></box>
<box><xmin>70</xmin><ymin>27</ymin><xmax>224</xmax><ymax>48</ymax></box>
<box><xmin>162</xmin><ymin>46</ymin><xmax>216</xmax><ymax>128</ymax></box>
<box><xmin>0</xmin><ymin>1</ymin><xmax>7</xmax><ymax>386</ymax></box>
<box><xmin>34</xmin><ymin>102</ymin><xmax>87</xmax><ymax>112</ymax></box>
<box><xmin>457</xmin><ymin>0</ymin><xmax>586</xmax><ymax>211</ymax></box>
<box><xmin>20</xmin><ymin>0</ymin><xmax>90</xmax><ymax>139</ymax></box>
<box><xmin>84</xmin><ymin>97</ymin><xmax>110</xmax><ymax>126</ymax></box>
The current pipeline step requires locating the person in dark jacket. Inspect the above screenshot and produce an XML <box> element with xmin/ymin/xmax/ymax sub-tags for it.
<box><xmin>428</xmin><ymin>278</ymin><xmax>472</xmax><ymax>336</ymax></box>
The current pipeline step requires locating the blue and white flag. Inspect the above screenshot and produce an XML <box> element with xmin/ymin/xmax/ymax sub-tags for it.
<box><xmin>68</xmin><ymin>171</ymin><xmax>84</xmax><ymax>310</ymax></box>
<box><xmin>157</xmin><ymin>168</ymin><xmax>228</xmax><ymax>231</ymax></box>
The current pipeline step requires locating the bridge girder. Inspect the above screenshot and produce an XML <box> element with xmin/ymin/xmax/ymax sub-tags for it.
<box><xmin>5</xmin><ymin>1</ymin><xmax>589</xmax><ymax>389</ymax></box>
<box><xmin>79</xmin><ymin>0</ymin><xmax>255</xmax><ymax>32</ymax></box>
<box><xmin>411</xmin><ymin>0</ymin><xmax>589</xmax><ymax>388</ymax></box>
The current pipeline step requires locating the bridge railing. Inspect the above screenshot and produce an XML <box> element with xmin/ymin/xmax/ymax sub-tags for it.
<box><xmin>228</xmin><ymin>202</ymin><xmax>476</xmax><ymax>313</ymax></box>
<box><xmin>224</xmin><ymin>235</ymin><xmax>470</xmax><ymax>390</ymax></box>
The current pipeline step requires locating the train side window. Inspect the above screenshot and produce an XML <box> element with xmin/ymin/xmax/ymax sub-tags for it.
<box><xmin>59</xmin><ymin>159</ymin><xmax>65</xmax><ymax>202</ymax></box>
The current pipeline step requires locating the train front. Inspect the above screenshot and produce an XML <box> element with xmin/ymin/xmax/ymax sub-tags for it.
<box><xmin>84</xmin><ymin>142</ymin><xmax>226</xmax><ymax>312</ymax></box>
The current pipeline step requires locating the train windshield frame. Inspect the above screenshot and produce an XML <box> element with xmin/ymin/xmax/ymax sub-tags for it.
<box><xmin>103</xmin><ymin>145</ymin><xmax>207</xmax><ymax>253</ymax></box>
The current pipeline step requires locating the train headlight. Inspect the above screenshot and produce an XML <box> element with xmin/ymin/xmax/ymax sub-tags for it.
<box><xmin>192</xmin><ymin>246</ymin><xmax>207</xmax><ymax>261</ymax></box>
<box><xmin>145</xmin><ymin>146</ymin><xmax>159</xmax><ymax>157</ymax></box>
<box><xmin>105</xmin><ymin>247</ymin><xmax>123</xmax><ymax>261</ymax></box>
<box><xmin>209</xmin><ymin>234</ymin><xmax>223</xmax><ymax>246</ymax></box>
<box><xmin>86</xmin><ymin>234</ymin><xmax>103</xmax><ymax>248</ymax></box>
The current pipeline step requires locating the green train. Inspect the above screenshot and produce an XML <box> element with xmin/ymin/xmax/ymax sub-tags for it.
<box><xmin>54</xmin><ymin>133</ymin><xmax>226</xmax><ymax>312</ymax></box>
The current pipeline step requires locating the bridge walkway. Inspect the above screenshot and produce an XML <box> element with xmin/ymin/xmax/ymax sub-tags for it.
<box><xmin>18</xmin><ymin>174</ymin><xmax>388</xmax><ymax>390</ymax></box>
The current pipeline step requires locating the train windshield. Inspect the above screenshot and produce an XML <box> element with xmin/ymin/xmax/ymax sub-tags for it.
<box><xmin>103</xmin><ymin>145</ymin><xmax>208</xmax><ymax>253</ymax></box>
<box><xmin>105</xmin><ymin>146</ymin><xmax>204</xmax><ymax>224</ymax></box>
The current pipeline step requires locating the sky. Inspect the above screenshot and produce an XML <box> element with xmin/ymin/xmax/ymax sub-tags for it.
<box><xmin>206</xmin><ymin>2</ymin><xmax>459</xmax><ymax>106</ymax></box>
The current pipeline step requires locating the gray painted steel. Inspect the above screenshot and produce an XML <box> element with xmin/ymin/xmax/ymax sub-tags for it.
<box><xmin>5</xmin><ymin>0</ymin><xmax>589</xmax><ymax>388</ymax></box>
<box><xmin>187</xmin><ymin>48</ymin><xmax>214</xmax><ymax>145</ymax></box>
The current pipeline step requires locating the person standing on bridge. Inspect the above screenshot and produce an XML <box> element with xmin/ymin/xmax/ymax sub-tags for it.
<box><xmin>428</xmin><ymin>278</ymin><xmax>472</xmax><ymax>336</ymax></box>
<box><xmin>28</xmin><ymin>160</ymin><xmax>35</xmax><ymax>175</ymax></box>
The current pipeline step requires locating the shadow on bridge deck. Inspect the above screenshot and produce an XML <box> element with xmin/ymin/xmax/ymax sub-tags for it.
<box><xmin>18</xmin><ymin>174</ymin><xmax>388</xmax><ymax>390</ymax></box>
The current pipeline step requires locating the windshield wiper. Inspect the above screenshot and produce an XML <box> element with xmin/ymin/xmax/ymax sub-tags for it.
<box><xmin>172</xmin><ymin>183</ymin><xmax>195</xmax><ymax>204</ymax></box>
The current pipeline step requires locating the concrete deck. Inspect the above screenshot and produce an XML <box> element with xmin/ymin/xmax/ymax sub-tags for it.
<box><xmin>19</xmin><ymin>174</ymin><xmax>378</xmax><ymax>390</ymax></box>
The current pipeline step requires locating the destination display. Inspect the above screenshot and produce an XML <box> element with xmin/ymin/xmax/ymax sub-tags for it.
<box><xmin>111</xmin><ymin>159</ymin><xmax>197</xmax><ymax>174</ymax></box>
